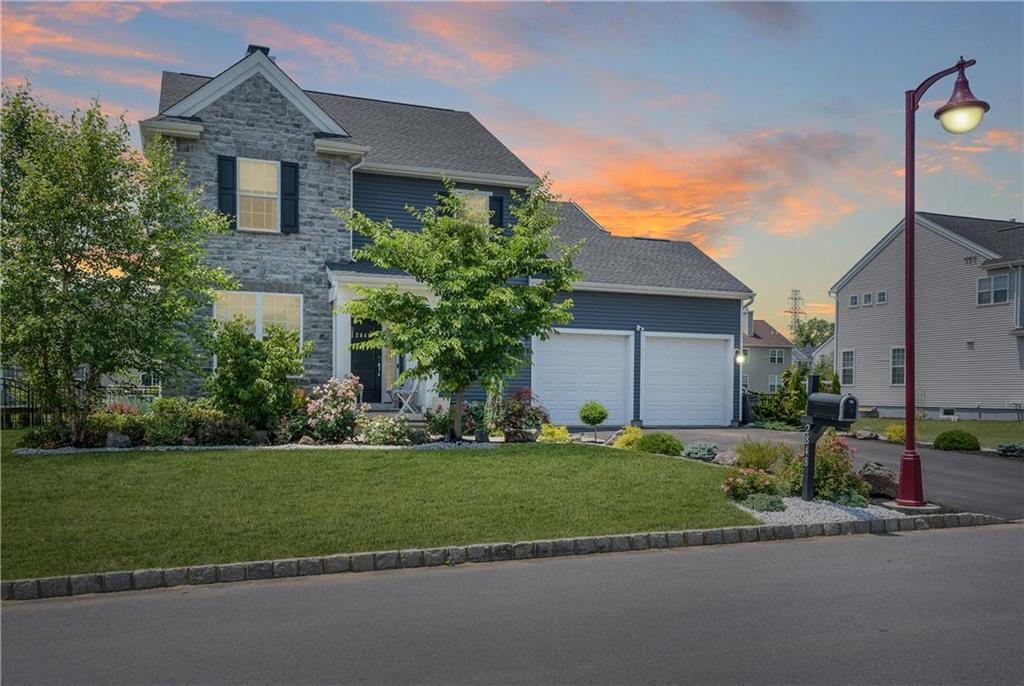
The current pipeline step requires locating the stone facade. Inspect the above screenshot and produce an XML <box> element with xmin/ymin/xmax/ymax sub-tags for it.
<box><xmin>170</xmin><ymin>72</ymin><xmax>356</xmax><ymax>388</ymax></box>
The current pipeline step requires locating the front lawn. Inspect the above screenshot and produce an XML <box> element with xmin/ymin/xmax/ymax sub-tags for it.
<box><xmin>852</xmin><ymin>418</ymin><xmax>1023</xmax><ymax>449</ymax></box>
<box><xmin>1</xmin><ymin>431</ymin><xmax>754</xmax><ymax>579</ymax></box>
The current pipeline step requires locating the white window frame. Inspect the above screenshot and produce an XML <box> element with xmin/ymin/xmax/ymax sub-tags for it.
<box><xmin>768</xmin><ymin>375</ymin><xmax>782</xmax><ymax>393</ymax></box>
<box><xmin>840</xmin><ymin>349</ymin><xmax>855</xmax><ymax>386</ymax></box>
<box><xmin>212</xmin><ymin>290</ymin><xmax>304</xmax><ymax>344</ymax></box>
<box><xmin>977</xmin><ymin>274</ymin><xmax>1010</xmax><ymax>306</ymax></box>
<box><xmin>849</xmin><ymin>294</ymin><xmax>859</xmax><ymax>308</ymax></box>
<box><xmin>741</xmin><ymin>374</ymin><xmax>750</xmax><ymax>390</ymax></box>
<box><xmin>876</xmin><ymin>290</ymin><xmax>887</xmax><ymax>305</ymax></box>
<box><xmin>236</xmin><ymin>158</ymin><xmax>281</xmax><ymax>233</ymax></box>
<box><xmin>863</xmin><ymin>292</ymin><xmax>873</xmax><ymax>307</ymax></box>
<box><xmin>890</xmin><ymin>346</ymin><xmax>905</xmax><ymax>387</ymax></box>
<box><xmin>768</xmin><ymin>348</ymin><xmax>785</xmax><ymax>364</ymax></box>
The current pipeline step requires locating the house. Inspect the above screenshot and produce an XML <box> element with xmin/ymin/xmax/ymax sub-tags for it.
<box><xmin>740</xmin><ymin>314</ymin><xmax>796</xmax><ymax>393</ymax></box>
<box><xmin>829</xmin><ymin>212</ymin><xmax>1024</xmax><ymax>420</ymax></box>
<box><xmin>140</xmin><ymin>45</ymin><xmax>753</xmax><ymax>428</ymax></box>
<box><xmin>810</xmin><ymin>335</ymin><xmax>835</xmax><ymax>369</ymax></box>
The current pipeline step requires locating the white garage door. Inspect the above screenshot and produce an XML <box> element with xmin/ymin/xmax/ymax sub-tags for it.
<box><xmin>642</xmin><ymin>334</ymin><xmax>732</xmax><ymax>426</ymax></box>
<box><xmin>533</xmin><ymin>330</ymin><xmax>633</xmax><ymax>426</ymax></box>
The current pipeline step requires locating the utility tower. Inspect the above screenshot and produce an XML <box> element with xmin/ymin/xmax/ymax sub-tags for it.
<box><xmin>785</xmin><ymin>289</ymin><xmax>806</xmax><ymax>335</ymax></box>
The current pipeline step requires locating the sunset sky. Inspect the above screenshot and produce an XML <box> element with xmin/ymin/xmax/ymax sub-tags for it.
<box><xmin>3</xmin><ymin>1</ymin><xmax>1022</xmax><ymax>333</ymax></box>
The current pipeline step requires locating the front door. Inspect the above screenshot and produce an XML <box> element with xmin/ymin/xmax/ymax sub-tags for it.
<box><xmin>351</xmin><ymin>320</ymin><xmax>382</xmax><ymax>403</ymax></box>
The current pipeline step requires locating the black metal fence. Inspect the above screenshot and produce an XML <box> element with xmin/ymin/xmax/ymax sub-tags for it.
<box><xmin>0</xmin><ymin>377</ymin><xmax>162</xmax><ymax>429</ymax></box>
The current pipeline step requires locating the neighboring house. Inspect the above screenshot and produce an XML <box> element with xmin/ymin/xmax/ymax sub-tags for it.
<box><xmin>741</xmin><ymin>314</ymin><xmax>795</xmax><ymax>393</ymax></box>
<box><xmin>830</xmin><ymin>212</ymin><xmax>1024</xmax><ymax>420</ymax></box>
<box><xmin>140</xmin><ymin>45</ymin><xmax>753</xmax><ymax>427</ymax></box>
<box><xmin>811</xmin><ymin>335</ymin><xmax>835</xmax><ymax>369</ymax></box>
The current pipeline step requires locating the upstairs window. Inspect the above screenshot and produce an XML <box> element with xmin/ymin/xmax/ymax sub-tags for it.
<box><xmin>841</xmin><ymin>350</ymin><xmax>855</xmax><ymax>386</ymax></box>
<box><xmin>768</xmin><ymin>348</ymin><xmax>785</xmax><ymax>364</ymax></box>
<box><xmin>768</xmin><ymin>375</ymin><xmax>782</xmax><ymax>393</ymax></box>
<box><xmin>863</xmin><ymin>293</ymin><xmax>873</xmax><ymax>306</ymax></box>
<box><xmin>877</xmin><ymin>291</ymin><xmax>887</xmax><ymax>304</ymax></box>
<box><xmin>977</xmin><ymin>273</ymin><xmax>1009</xmax><ymax>305</ymax></box>
<box><xmin>849</xmin><ymin>294</ymin><xmax>859</xmax><ymax>308</ymax></box>
<box><xmin>238</xmin><ymin>159</ymin><xmax>280</xmax><ymax>232</ymax></box>
<box><xmin>890</xmin><ymin>347</ymin><xmax>905</xmax><ymax>386</ymax></box>
<box><xmin>454</xmin><ymin>189</ymin><xmax>491</xmax><ymax>224</ymax></box>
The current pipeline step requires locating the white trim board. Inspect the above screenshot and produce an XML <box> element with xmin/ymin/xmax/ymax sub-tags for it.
<box><xmin>164</xmin><ymin>50</ymin><xmax>347</xmax><ymax>136</ymax></box>
<box><xmin>139</xmin><ymin>119</ymin><xmax>203</xmax><ymax>140</ymax></box>
<box><xmin>571</xmin><ymin>280</ymin><xmax>753</xmax><ymax>300</ymax></box>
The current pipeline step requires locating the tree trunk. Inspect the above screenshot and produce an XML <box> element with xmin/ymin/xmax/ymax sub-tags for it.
<box><xmin>452</xmin><ymin>387</ymin><xmax>465</xmax><ymax>441</ymax></box>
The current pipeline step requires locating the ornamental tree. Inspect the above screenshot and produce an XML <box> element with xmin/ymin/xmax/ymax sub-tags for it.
<box><xmin>0</xmin><ymin>86</ymin><xmax>235</xmax><ymax>441</ymax></box>
<box><xmin>791</xmin><ymin>317</ymin><xmax>834</xmax><ymax>349</ymax></box>
<box><xmin>338</xmin><ymin>179</ymin><xmax>581</xmax><ymax>438</ymax></box>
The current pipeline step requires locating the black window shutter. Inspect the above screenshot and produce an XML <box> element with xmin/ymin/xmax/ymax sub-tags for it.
<box><xmin>217</xmin><ymin>155</ymin><xmax>237</xmax><ymax>229</ymax></box>
<box><xmin>489</xmin><ymin>195</ymin><xmax>503</xmax><ymax>228</ymax></box>
<box><xmin>280</xmin><ymin>162</ymin><xmax>299</xmax><ymax>233</ymax></box>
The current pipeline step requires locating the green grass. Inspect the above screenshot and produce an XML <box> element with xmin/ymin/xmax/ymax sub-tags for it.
<box><xmin>1</xmin><ymin>430</ymin><xmax>754</xmax><ymax>579</ymax></box>
<box><xmin>853</xmin><ymin>418</ymin><xmax>1023</xmax><ymax>449</ymax></box>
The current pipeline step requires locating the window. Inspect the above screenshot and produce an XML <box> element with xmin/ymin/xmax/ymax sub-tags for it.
<box><xmin>863</xmin><ymin>293</ymin><xmax>873</xmax><ymax>306</ymax></box>
<box><xmin>768</xmin><ymin>375</ymin><xmax>782</xmax><ymax>393</ymax></box>
<box><xmin>941</xmin><ymin>407</ymin><xmax>955</xmax><ymax>417</ymax></box>
<box><xmin>877</xmin><ymin>291</ymin><xmax>887</xmax><ymax>304</ymax></box>
<box><xmin>237</xmin><ymin>159</ymin><xmax>280</xmax><ymax>232</ymax></box>
<box><xmin>977</xmin><ymin>273</ymin><xmax>1009</xmax><ymax>305</ymax></box>
<box><xmin>890</xmin><ymin>347</ymin><xmax>905</xmax><ymax>386</ymax></box>
<box><xmin>768</xmin><ymin>348</ymin><xmax>785</xmax><ymax>364</ymax></box>
<box><xmin>742</xmin><ymin>374</ymin><xmax>750</xmax><ymax>390</ymax></box>
<box><xmin>841</xmin><ymin>350</ymin><xmax>855</xmax><ymax>386</ymax></box>
<box><xmin>849</xmin><ymin>294</ymin><xmax>859</xmax><ymax>308</ymax></box>
<box><xmin>454</xmin><ymin>189</ymin><xmax>491</xmax><ymax>224</ymax></box>
<box><xmin>214</xmin><ymin>291</ymin><xmax>302</xmax><ymax>341</ymax></box>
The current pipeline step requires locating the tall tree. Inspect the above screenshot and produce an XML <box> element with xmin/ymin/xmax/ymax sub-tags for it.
<box><xmin>339</xmin><ymin>180</ymin><xmax>581</xmax><ymax>438</ymax></box>
<box><xmin>791</xmin><ymin>317</ymin><xmax>835</xmax><ymax>349</ymax></box>
<box><xmin>1</xmin><ymin>86</ymin><xmax>235</xmax><ymax>440</ymax></box>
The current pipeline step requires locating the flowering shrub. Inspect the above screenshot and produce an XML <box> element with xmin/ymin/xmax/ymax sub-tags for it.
<box><xmin>362</xmin><ymin>415</ymin><xmax>409</xmax><ymax>445</ymax></box>
<box><xmin>307</xmin><ymin>376</ymin><xmax>364</xmax><ymax>444</ymax></box>
<box><xmin>721</xmin><ymin>468</ymin><xmax>778</xmax><ymax>500</ymax></box>
<box><xmin>424</xmin><ymin>398</ymin><xmax>453</xmax><ymax>436</ymax></box>
<box><xmin>776</xmin><ymin>428</ymin><xmax>869</xmax><ymax>502</ymax></box>
<box><xmin>106</xmin><ymin>401</ymin><xmax>141</xmax><ymax>415</ymax></box>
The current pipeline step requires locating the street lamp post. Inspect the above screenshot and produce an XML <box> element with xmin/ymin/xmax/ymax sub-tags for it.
<box><xmin>898</xmin><ymin>58</ymin><xmax>989</xmax><ymax>506</ymax></box>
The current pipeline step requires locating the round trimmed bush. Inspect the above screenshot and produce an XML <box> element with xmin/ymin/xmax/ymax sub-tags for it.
<box><xmin>633</xmin><ymin>432</ymin><xmax>683</xmax><ymax>456</ymax></box>
<box><xmin>578</xmin><ymin>401</ymin><xmax>609</xmax><ymax>427</ymax></box>
<box><xmin>933</xmin><ymin>429</ymin><xmax>981</xmax><ymax>452</ymax></box>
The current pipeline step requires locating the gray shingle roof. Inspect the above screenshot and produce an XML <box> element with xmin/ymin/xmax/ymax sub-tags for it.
<box><xmin>157</xmin><ymin>71</ymin><xmax>536</xmax><ymax>179</ymax></box>
<box><xmin>919</xmin><ymin>212</ymin><xmax>1023</xmax><ymax>264</ymax></box>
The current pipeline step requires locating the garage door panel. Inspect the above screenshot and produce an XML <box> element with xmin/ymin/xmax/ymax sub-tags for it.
<box><xmin>643</xmin><ymin>335</ymin><xmax>730</xmax><ymax>426</ymax></box>
<box><xmin>533</xmin><ymin>332</ymin><xmax>632</xmax><ymax>426</ymax></box>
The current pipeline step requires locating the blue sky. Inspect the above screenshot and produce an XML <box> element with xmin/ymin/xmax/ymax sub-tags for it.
<box><xmin>3</xmin><ymin>1</ymin><xmax>1022</xmax><ymax>332</ymax></box>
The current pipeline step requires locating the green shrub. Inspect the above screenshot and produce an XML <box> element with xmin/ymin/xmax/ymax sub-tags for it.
<box><xmin>20</xmin><ymin>422</ymin><xmax>72</xmax><ymax>449</ymax></box>
<box><xmin>834</xmin><ymin>490</ymin><xmax>869</xmax><ymax>508</ymax></box>
<box><xmin>407</xmin><ymin>427</ymin><xmax>432</xmax><ymax>445</ymax></box>
<box><xmin>612</xmin><ymin>425</ymin><xmax>642</xmax><ymax>449</ymax></box>
<box><xmin>682</xmin><ymin>441</ymin><xmax>718</xmax><ymax>461</ymax></box>
<box><xmin>538</xmin><ymin>423</ymin><xmax>572</xmax><ymax>443</ymax></box>
<box><xmin>189</xmin><ymin>406</ymin><xmax>252</xmax><ymax>445</ymax></box>
<box><xmin>494</xmin><ymin>387</ymin><xmax>548</xmax><ymax>442</ymax></box>
<box><xmin>933</xmin><ymin>429</ymin><xmax>981</xmax><ymax>451</ymax></box>
<box><xmin>751</xmin><ymin>365</ymin><xmax>808</xmax><ymax>425</ymax></box>
<box><xmin>743</xmin><ymin>493</ymin><xmax>786</xmax><ymax>512</ymax></box>
<box><xmin>306</xmin><ymin>377</ymin><xmax>363</xmax><ymax>443</ymax></box>
<box><xmin>144</xmin><ymin>397</ymin><xmax>194</xmax><ymax>446</ymax></box>
<box><xmin>735</xmin><ymin>439</ymin><xmax>793</xmax><ymax>471</ymax></box>
<box><xmin>362</xmin><ymin>415</ymin><xmax>409</xmax><ymax>445</ymax></box>
<box><xmin>204</xmin><ymin>317</ymin><xmax>312</xmax><ymax>432</ymax></box>
<box><xmin>578</xmin><ymin>400</ymin><xmax>609</xmax><ymax>438</ymax></box>
<box><xmin>776</xmin><ymin>428</ymin><xmax>869</xmax><ymax>503</ymax></box>
<box><xmin>633</xmin><ymin>432</ymin><xmax>682</xmax><ymax>456</ymax></box>
<box><xmin>997</xmin><ymin>442</ymin><xmax>1024</xmax><ymax>457</ymax></box>
<box><xmin>424</xmin><ymin>399</ymin><xmax>453</xmax><ymax>437</ymax></box>
<box><xmin>721</xmin><ymin>468</ymin><xmax>778</xmax><ymax>500</ymax></box>
<box><xmin>883</xmin><ymin>423</ymin><xmax>912</xmax><ymax>444</ymax></box>
<box><xmin>81</xmin><ymin>411</ymin><xmax>146</xmax><ymax>447</ymax></box>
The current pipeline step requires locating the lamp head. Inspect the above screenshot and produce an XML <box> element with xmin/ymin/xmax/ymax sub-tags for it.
<box><xmin>735</xmin><ymin>349</ymin><xmax>747</xmax><ymax>365</ymax></box>
<box><xmin>934</xmin><ymin>64</ymin><xmax>989</xmax><ymax>134</ymax></box>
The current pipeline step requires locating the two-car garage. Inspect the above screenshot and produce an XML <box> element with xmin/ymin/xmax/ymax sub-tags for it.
<box><xmin>532</xmin><ymin>328</ymin><xmax>734</xmax><ymax>428</ymax></box>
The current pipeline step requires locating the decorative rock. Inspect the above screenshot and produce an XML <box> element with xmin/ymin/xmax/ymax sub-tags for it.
<box><xmin>13</xmin><ymin>580</ymin><xmax>39</xmax><ymax>600</ymax></box>
<box><xmin>554</xmin><ymin>539</ymin><xmax>576</xmax><ymax>556</ymax></box>
<box><xmin>648</xmin><ymin>533</ymin><xmax>668</xmax><ymax>549</ymax></box>
<box><xmin>350</xmin><ymin>553</ymin><xmax>374</xmax><ymax>572</ymax></box>
<box><xmin>610</xmin><ymin>536</ymin><xmax>631</xmax><ymax>552</ymax></box>
<box><xmin>422</xmin><ymin>549</ymin><xmax>445</xmax><ymax>567</ymax></box>
<box><xmin>297</xmin><ymin>558</ymin><xmax>323</xmax><ymax>575</ymax></box>
<box><xmin>298</xmin><ymin>435</ymin><xmax>316</xmax><ymax>446</ymax></box>
<box><xmin>249</xmin><ymin>430</ymin><xmax>270</xmax><ymax>446</ymax></box>
<box><xmin>593</xmin><ymin>536</ymin><xmax>613</xmax><ymax>553</ymax></box>
<box><xmin>574</xmin><ymin>538</ymin><xmax>596</xmax><ymax>555</ymax></box>
<box><xmin>164</xmin><ymin>567</ymin><xmax>190</xmax><ymax>586</ymax></box>
<box><xmin>721</xmin><ymin>528</ymin><xmax>741</xmax><ymax>544</ymax></box>
<box><xmin>704</xmin><ymin>529</ymin><xmax>723</xmax><ymax>545</ymax></box>
<box><xmin>189</xmin><ymin>565</ymin><xmax>217</xmax><ymax>584</ymax></box>
<box><xmin>374</xmin><ymin>551</ymin><xmax>399</xmax><ymax>570</ymax></box>
<box><xmin>244</xmin><ymin>562</ymin><xmax>272</xmax><ymax>581</ymax></box>
<box><xmin>629</xmin><ymin>534</ymin><xmax>650</xmax><ymax>550</ymax></box>
<box><xmin>323</xmin><ymin>554</ymin><xmax>351</xmax><ymax>573</ymax></box>
<box><xmin>103</xmin><ymin>571</ymin><xmax>132</xmax><ymax>592</ymax></box>
<box><xmin>445</xmin><ymin>547</ymin><xmax>467</xmax><ymax>565</ymax></box>
<box><xmin>807</xmin><ymin>523</ymin><xmax>824</xmax><ymax>538</ymax></box>
<box><xmin>38</xmin><ymin>577</ymin><xmax>71</xmax><ymax>598</ymax></box>
<box><xmin>532</xmin><ymin>541</ymin><xmax>554</xmax><ymax>558</ymax></box>
<box><xmin>217</xmin><ymin>564</ymin><xmax>246</xmax><ymax>583</ymax></box>
<box><xmin>271</xmin><ymin>559</ymin><xmax>298</xmax><ymax>578</ymax></box>
<box><xmin>106</xmin><ymin>431</ymin><xmax>132</xmax><ymax>448</ymax></box>
<box><xmin>684</xmin><ymin>530</ymin><xmax>704</xmax><ymax>546</ymax></box>
<box><xmin>466</xmin><ymin>545</ymin><xmax>489</xmax><ymax>563</ymax></box>
<box><xmin>713</xmin><ymin>449</ymin><xmax>738</xmax><ymax>466</ymax></box>
<box><xmin>666</xmin><ymin>532</ymin><xmax>687</xmax><ymax>548</ymax></box>
<box><xmin>857</xmin><ymin>462</ymin><xmax>898</xmax><ymax>498</ymax></box>
<box><xmin>756</xmin><ymin>526</ymin><xmax>775</xmax><ymax>541</ymax></box>
<box><xmin>511</xmin><ymin>542</ymin><xmax>533</xmax><ymax>560</ymax></box>
<box><xmin>489</xmin><ymin>544</ymin><xmax>513</xmax><ymax>562</ymax></box>
<box><xmin>854</xmin><ymin>429</ymin><xmax>880</xmax><ymax>440</ymax></box>
<box><xmin>132</xmin><ymin>569</ymin><xmax>163</xmax><ymax>590</ymax></box>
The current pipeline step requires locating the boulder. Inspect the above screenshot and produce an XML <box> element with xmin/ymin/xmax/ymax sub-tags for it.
<box><xmin>854</xmin><ymin>429</ymin><xmax>880</xmax><ymax>440</ymax></box>
<box><xmin>105</xmin><ymin>431</ymin><xmax>132</xmax><ymax>449</ymax></box>
<box><xmin>297</xmin><ymin>435</ymin><xmax>316</xmax><ymax>446</ymax></box>
<box><xmin>249</xmin><ymin>430</ymin><xmax>270</xmax><ymax>446</ymax></box>
<box><xmin>857</xmin><ymin>461</ymin><xmax>898</xmax><ymax>498</ymax></box>
<box><xmin>713</xmin><ymin>449</ymin><xmax>738</xmax><ymax>466</ymax></box>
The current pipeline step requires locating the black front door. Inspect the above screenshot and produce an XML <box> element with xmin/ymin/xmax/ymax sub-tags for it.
<box><xmin>351</xmin><ymin>320</ymin><xmax>382</xmax><ymax>403</ymax></box>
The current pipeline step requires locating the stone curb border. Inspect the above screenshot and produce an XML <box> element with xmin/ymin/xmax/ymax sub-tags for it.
<box><xmin>1</xmin><ymin>513</ymin><xmax>1007</xmax><ymax>602</ymax></box>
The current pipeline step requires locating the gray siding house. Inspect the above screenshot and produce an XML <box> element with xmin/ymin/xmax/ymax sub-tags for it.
<box><xmin>141</xmin><ymin>46</ymin><xmax>753</xmax><ymax>427</ymax></box>
<box><xmin>740</xmin><ymin>315</ymin><xmax>796</xmax><ymax>393</ymax></box>
<box><xmin>830</xmin><ymin>212</ymin><xmax>1024</xmax><ymax>420</ymax></box>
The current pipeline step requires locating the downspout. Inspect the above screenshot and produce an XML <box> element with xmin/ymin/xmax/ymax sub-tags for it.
<box><xmin>740</xmin><ymin>294</ymin><xmax>756</xmax><ymax>424</ymax></box>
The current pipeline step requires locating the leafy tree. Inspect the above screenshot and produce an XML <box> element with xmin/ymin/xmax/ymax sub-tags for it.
<box><xmin>812</xmin><ymin>353</ymin><xmax>840</xmax><ymax>391</ymax></box>
<box><xmin>791</xmin><ymin>317</ymin><xmax>834</xmax><ymax>349</ymax></box>
<box><xmin>1</xmin><ymin>85</ymin><xmax>235</xmax><ymax>441</ymax></box>
<box><xmin>338</xmin><ymin>179</ymin><xmax>581</xmax><ymax>438</ymax></box>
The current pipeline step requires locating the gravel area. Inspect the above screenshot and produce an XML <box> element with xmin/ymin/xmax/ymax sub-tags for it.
<box><xmin>738</xmin><ymin>497</ymin><xmax>906</xmax><ymax>526</ymax></box>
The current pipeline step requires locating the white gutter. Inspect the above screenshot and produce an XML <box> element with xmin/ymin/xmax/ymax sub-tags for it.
<box><xmin>138</xmin><ymin>119</ymin><xmax>203</xmax><ymax>141</ymax></box>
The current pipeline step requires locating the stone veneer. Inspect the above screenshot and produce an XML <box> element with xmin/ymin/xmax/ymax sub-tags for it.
<box><xmin>171</xmin><ymin>72</ymin><xmax>357</xmax><ymax>389</ymax></box>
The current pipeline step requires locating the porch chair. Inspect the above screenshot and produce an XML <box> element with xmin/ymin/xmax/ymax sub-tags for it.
<box><xmin>388</xmin><ymin>377</ymin><xmax>422</xmax><ymax>417</ymax></box>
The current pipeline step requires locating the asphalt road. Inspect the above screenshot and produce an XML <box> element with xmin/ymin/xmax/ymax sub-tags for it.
<box><xmin>3</xmin><ymin>525</ymin><xmax>1022</xmax><ymax>686</ymax></box>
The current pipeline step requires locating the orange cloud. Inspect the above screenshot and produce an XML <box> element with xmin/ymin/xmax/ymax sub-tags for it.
<box><xmin>2</xmin><ymin>5</ymin><xmax>171</xmax><ymax>62</ymax></box>
<box><xmin>241</xmin><ymin>17</ymin><xmax>357</xmax><ymax>74</ymax></box>
<box><xmin>1</xmin><ymin>79</ymin><xmax>149</xmax><ymax>126</ymax></box>
<box><xmin>333</xmin><ymin>25</ymin><xmax>465</xmax><ymax>82</ymax></box>
<box><xmin>977</xmin><ymin>129</ymin><xmax>1022</xmax><ymax>154</ymax></box>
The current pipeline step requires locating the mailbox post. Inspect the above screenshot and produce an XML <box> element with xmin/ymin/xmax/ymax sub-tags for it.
<box><xmin>801</xmin><ymin>375</ymin><xmax>859</xmax><ymax>501</ymax></box>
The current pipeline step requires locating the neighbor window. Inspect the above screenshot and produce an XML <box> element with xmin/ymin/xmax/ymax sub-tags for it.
<box><xmin>214</xmin><ymin>291</ymin><xmax>301</xmax><ymax>341</ymax></box>
<box><xmin>768</xmin><ymin>348</ymin><xmax>785</xmax><ymax>364</ymax></box>
<box><xmin>742</xmin><ymin>375</ymin><xmax>750</xmax><ymax>390</ymax></box>
<box><xmin>454</xmin><ymin>189</ymin><xmax>491</xmax><ymax>224</ymax></box>
<box><xmin>849</xmin><ymin>295</ymin><xmax>859</xmax><ymax>308</ymax></box>
<box><xmin>941</xmin><ymin>407</ymin><xmax>956</xmax><ymax>417</ymax></box>
<box><xmin>237</xmin><ymin>159</ymin><xmax>280</xmax><ymax>232</ymax></box>
<box><xmin>863</xmin><ymin>293</ymin><xmax>873</xmax><ymax>306</ymax></box>
<box><xmin>977</xmin><ymin>273</ymin><xmax>1009</xmax><ymax>305</ymax></box>
<box><xmin>877</xmin><ymin>291</ymin><xmax>887</xmax><ymax>304</ymax></box>
<box><xmin>841</xmin><ymin>350</ymin><xmax>855</xmax><ymax>386</ymax></box>
<box><xmin>768</xmin><ymin>375</ymin><xmax>782</xmax><ymax>393</ymax></box>
<box><xmin>890</xmin><ymin>347</ymin><xmax>905</xmax><ymax>386</ymax></box>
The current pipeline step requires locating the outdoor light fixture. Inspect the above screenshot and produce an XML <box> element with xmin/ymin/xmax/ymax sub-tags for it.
<box><xmin>934</xmin><ymin>60</ymin><xmax>990</xmax><ymax>133</ymax></box>
<box><xmin>734</xmin><ymin>349</ymin><xmax>746</xmax><ymax>365</ymax></box>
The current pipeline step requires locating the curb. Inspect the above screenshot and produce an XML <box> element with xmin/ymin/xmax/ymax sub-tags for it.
<box><xmin>0</xmin><ymin>513</ymin><xmax>1007</xmax><ymax>602</ymax></box>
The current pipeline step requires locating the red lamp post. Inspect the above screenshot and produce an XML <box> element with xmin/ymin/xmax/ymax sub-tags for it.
<box><xmin>898</xmin><ymin>58</ymin><xmax>989</xmax><ymax>506</ymax></box>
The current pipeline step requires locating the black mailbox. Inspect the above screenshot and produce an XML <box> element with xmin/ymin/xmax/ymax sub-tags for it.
<box><xmin>806</xmin><ymin>392</ymin><xmax>858</xmax><ymax>426</ymax></box>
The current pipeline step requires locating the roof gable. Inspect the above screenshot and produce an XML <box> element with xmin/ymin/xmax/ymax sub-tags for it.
<box><xmin>162</xmin><ymin>49</ymin><xmax>346</xmax><ymax>136</ymax></box>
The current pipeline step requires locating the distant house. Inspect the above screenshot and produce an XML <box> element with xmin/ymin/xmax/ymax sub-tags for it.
<box><xmin>830</xmin><ymin>212</ymin><xmax>1023</xmax><ymax>420</ymax></box>
<box><xmin>741</xmin><ymin>313</ymin><xmax>795</xmax><ymax>393</ymax></box>
<box><xmin>810</xmin><ymin>335</ymin><xmax>835</xmax><ymax>368</ymax></box>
